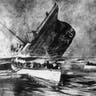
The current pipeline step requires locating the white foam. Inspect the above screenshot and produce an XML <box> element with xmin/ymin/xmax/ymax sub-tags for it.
<box><xmin>17</xmin><ymin>69</ymin><xmax>61</xmax><ymax>82</ymax></box>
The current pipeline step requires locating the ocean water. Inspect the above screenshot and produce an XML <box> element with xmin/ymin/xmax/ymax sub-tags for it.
<box><xmin>0</xmin><ymin>70</ymin><xmax>96</xmax><ymax>96</ymax></box>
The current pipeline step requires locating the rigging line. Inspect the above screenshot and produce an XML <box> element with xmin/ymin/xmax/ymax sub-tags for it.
<box><xmin>0</xmin><ymin>21</ymin><xmax>26</xmax><ymax>45</ymax></box>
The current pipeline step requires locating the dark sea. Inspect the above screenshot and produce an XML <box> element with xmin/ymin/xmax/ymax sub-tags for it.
<box><xmin>0</xmin><ymin>70</ymin><xmax>96</xmax><ymax>96</ymax></box>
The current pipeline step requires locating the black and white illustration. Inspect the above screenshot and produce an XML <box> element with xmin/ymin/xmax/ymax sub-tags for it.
<box><xmin>0</xmin><ymin>0</ymin><xmax>96</xmax><ymax>96</ymax></box>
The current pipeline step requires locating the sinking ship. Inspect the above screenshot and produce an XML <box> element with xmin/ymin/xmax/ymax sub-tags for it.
<box><xmin>0</xmin><ymin>3</ymin><xmax>75</xmax><ymax>82</ymax></box>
